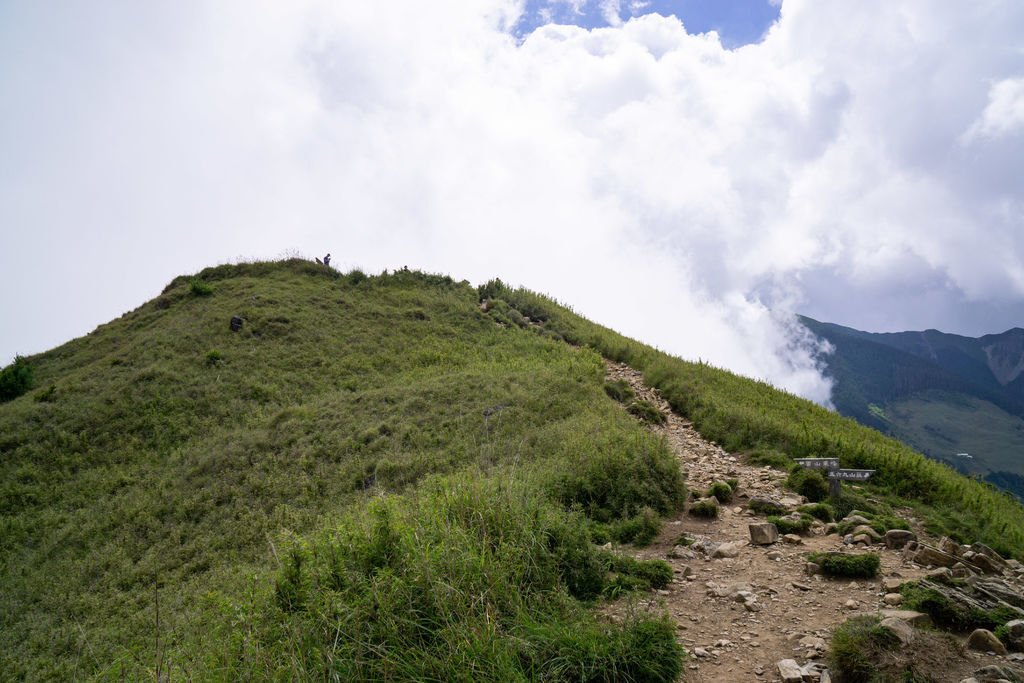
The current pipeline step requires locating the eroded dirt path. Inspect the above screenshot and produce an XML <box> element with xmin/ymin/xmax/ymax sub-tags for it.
<box><xmin>601</xmin><ymin>360</ymin><xmax>1007</xmax><ymax>683</ymax></box>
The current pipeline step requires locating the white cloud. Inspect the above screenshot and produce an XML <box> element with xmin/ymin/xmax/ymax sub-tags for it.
<box><xmin>964</xmin><ymin>77</ymin><xmax>1024</xmax><ymax>140</ymax></box>
<box><xmin>2</xmin><ymin>1</ymin><xmax>1024</xmax><ymax>408</ymax></box>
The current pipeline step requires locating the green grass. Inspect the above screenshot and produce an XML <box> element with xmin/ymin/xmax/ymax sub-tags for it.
<box><xmin>899</xmin><ymin>582</ymin><xmax>1021</xmax><ymax>632</ymax></box>
<box><xmin>807</xmin><ymin>552</ymin><xmax>880</xmax><ymax>578</ymax></box>
<box><xmin>828</xmin><ymin>616</ymin><xmax>901</xmax><ymax>683</ymax></box>
<box><xmin>0</xmin><ymin>355</ymin><xmax>34</xmax><ymax>402</ymax></box>
<box><xmin>481</xmin><ymin>280</ymin><xmax>1024</xmax><ymax>558</ymax></box>
<box><xmin>0</xmin><ymin>261</ymin><xmax>684</xmax><ymax>679</ymax></box>
<box><xmin>769</xmin><ymin>513</ymin><xmax>813</xmax><ymax>535</ymax></box>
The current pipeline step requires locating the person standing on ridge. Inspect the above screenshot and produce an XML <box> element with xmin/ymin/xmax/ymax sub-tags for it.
<box><xmin>324</xmin><ymin>253</ymin><xmax>331</xmax><ymax>266</ymax></box>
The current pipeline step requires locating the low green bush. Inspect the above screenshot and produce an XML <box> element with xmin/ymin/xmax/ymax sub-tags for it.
<box><xmin>745</xmin><ymin>447</ymin><xmax>792</xmax><ymax>470</ymax></box>
<box><xmin>606</xmin><ymin>508</ymin><xmax>662</xmax><ymax>546</ymax></box>
<box><xmin>603</xmin><ymin>379</ymin><xmax>635</xmax><ymax>403</ymax></box>
<box><xmin>769</xmin><ymin>513</ymin><xmax>813</xmax><ymax>535</ymax></box>
<box><xmin>748</xmin><ymin>498</ymin><xmax>786</xmax><ymax>516</ymax></box>
<box><xmin>204</xmin><ymin>349</ymin><xmax>223</xmax><ymax>366</ymax></box>
<box><xmin>787</xmin><ymin>467</ymin><xmax>829</xmax><ymax>502</ymax></box>
<box><xmin>0</xmin><ymin>356</ymin><xmax>34</xmax><ymax>403</ymax></box>
<box><xmin>604</xmin><ymin>554</ymin><xmax>673</xmax><ymax>591</ymax></box>
<box><xmin>188</xmin><ymin>278</ymin><xmax>213</xmax><ymax>296</ymax></box>
<box><xmin>627</xmin><ymin>399</ymin><xmax>666</xmax><ymax>425</ymax></box>
<box><xmin>808</xmin><ymin>552</ymin><xmax>880</xmax><ymax>578</ymax></box>
<box><xmin>798</xmin><ymin>503</ymin><xmax>835</xmax><ymax>522</ymax></box>
<box><xmin>829</xmin><ymin>615</ymin><xmax>901</xmax><ymax>682</ymax></box>
<box><xmin>688</xmin><ymin>498</ymin><xmax>719</xmax><ymax>518</ymax></box>
<box><xmin>707</xmin><ymin>481</ymin><xmax>734</xmax><ymax>504</ymax></box>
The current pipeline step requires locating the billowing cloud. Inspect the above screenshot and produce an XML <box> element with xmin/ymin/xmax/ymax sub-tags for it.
<box><xmin>2</xmin><ymin>1</ymin><xmax>1023</xmax><ymax>408</ymax></box>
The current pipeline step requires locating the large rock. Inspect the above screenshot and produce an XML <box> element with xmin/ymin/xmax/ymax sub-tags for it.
<box><xmin>880</xmin><ymin>610</ymin><xmax>933</xmax><ymax>628</ymax></box>
<box><xmin>711</xmin><ymin>541</ymin><xmax>741</xmax><ymax>559</ymax></box>
<box><xmin>939</xmin><ymin>536</ymin><xmax>962</xmax><ymax>556</ymax></box>
<box><xmin>749</xmin><ymin>522</ymin><xmax>779</xmax><ymax>545</ymax></box>
<box><xmin>776</xmin><ymin>659</ymin><xmax>803</xmax><ymax>683</ymax></box>
<box><xmin>843</xmin><ymin>514</ymin><xmax>872</xmax><ymax>526</ymax></box>
<box><xmin>972</xmin><ymin>543</ymin><xmax>1009</xmax><ymax>569</ymax></box>
<box><xmin>972</xmin><ymin>553</ymin><xmax>1007</xmax><ymax>575</ymax></box>
<box><xmin>967</xmin><ymin>629</ymin><xmax>1008</xmax><ymax>656</ymax></box>
<box><xmin>879</xmin><ymin>616</ymin><xmax>915</xmax><ymax>644</ymax></box>
<box><xmin>852</xmin><ymin>525</ymin><xmax>883</xmax><ymax>541</ymax></box>
<box><xmin>1002</xmin><ymin>619</ymin><xmax>1024</xmax><ymax>651</ymax></box>
<box><xmin>913</xmin><ymin>544</ymin><xmax>959</xmax><ymax>568</ymax></box>
<box><xmin>885</xmin><ymin>529</ymin><xmax>917</xmax><ymax>549</ymax></box>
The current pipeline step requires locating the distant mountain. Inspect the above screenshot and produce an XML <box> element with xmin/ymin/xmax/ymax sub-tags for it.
<box><xmin>801</xmin><ymin>316</ymin><xmax>1024</xmax><ymax>496</ymax></box>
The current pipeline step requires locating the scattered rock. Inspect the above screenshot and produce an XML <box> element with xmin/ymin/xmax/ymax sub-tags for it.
<box><xmin>883</xmin><ymin>577</ymin><xmax>905</xmax><ymax>592</ymax></box>
<box><xmin>805</xmin><ymin>562</ymin><xmax>821</xmax><ymax>576</ymax></box>
<box><xmin>999</xmin><ymin>619</ymin><xmax>1024</xmax><ymax>651</ymax></box>
<box><xmin>852</xmin><ymin>525</ymin><xmax>882</xmax><ymax>541</ymax></box>
<box><xmin>852</xmin><ymin>534</ymin><xmax>873</xmax><ymax>546</ymax></box>
<box><xmin>843</xmin><ymin>514</ymin><xmax>872</xmax><ymax>526</ymax></box>
<box><xmin>844</xmin><ymin>599</ymin><xmax>859</xmax><ymax>610</ymax></box>
<box><xmin>882</xmin><ymin>593</ymin><xmax>903</xmax><ymax>606</ymax></box>
<box><xmin>884</xmin><ymin>529</ymin><xmax>917</xmax><ymax>549</ymax></box>
<box><xmin>776</xmin><ymin>659</ymin><xmax>803</xmax><ymax>683</ymax></box>
<box><xmin>879</xmin><ymin>610</ymin><xmax>933</xmax><ymax>628</ymax></box>
<box><xmin>782</xmin><ymin>534</ymin><xmax>803</xmax><ymax>545</ymax></box>
<box><xmin>791</xmin><ymin>581</ymin><xmax>812</xmax><ymax>591</ymax></box>
<box><xmin>925</xmin><ymin>567</ymin><xmax>954</xmax><ymax>584</ymax></box>
<box><xmin>767</xmin><ymin>550</ymin><xmax>784</xmax><ymax>561</ymax></box>
<box><xmin>971</xmin><ymin>665</ymin><xmax>1024</xmax><ymax>682</ymax></box>
<box><xmin>966</xmin><ymin>629</ymin><xmax>1007</xmax><ymax>656</ymax></box>
<box><xmin>952</xmin><ymin>562</ymin><xmax>976</xmax><ymax>579</ymax></box>
<box><xmin>913</xmin><ymin>544</ymin><xmax>959</xmax><ymax>568</ymax></box>
<box><xmin>939</xmin><ymin>537</ymin><xmax>962</xmax><ymax>556</ymax></box>
<box><xmin>668</xmin><ymin>545</ymin><xmax>697</xmax><ymax>559</ymax></box>
<box><xmin>711</xmin><ymin>541</ymin><xmax>742</xmax><ymax>559</ymax></box>
<box><xmin>824</xmin><ymin>523</ymin><xmax>839</xmax><ymax>535</ymax></box>
<box><xmin>749</xmin><ymin>522</ymin><xmax>779</xmax><ymax>545</ymax></box>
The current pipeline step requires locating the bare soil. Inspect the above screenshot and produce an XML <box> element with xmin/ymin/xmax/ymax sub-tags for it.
<box><xmin>602</xmin><ymin>360</ymin><xmax>1022</xmax><ymax>683</ymax></box>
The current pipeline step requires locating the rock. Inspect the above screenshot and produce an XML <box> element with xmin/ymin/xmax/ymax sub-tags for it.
<box><xmin>913</xmin><ymin>544</ymin><xmax>959</xmax><ymax>568</ymax></box>
<box><xmin>852</xmin><ymin>534</ymin><xmax>873</xmax><ymax>546</ymax></box>
<box><xmin>679</xmin><ymin>565</ymin><xmax>695</xmax><ymax>578</ymax></box>
<box><xmin>824</xmin><ymin>523</ymin><xmax>839</xmax><ymax>535</ymax></box>
<box><xmin>967</xmin><ymin>629</ymin><xmax>1008</xmax><ymax>655</ymax></box>
<box><xmin>711</xmin><ymin>541</ymin><xmax>741</xmax><ymax>559</ymax></box>
<box><xmin>749</xmin><ymin>522</ymin><xmax>779</xmax><ymax>545</ymax></box>
<box><xmin>952</xmin><ymin>562</ymin><xmax>976</xmax><ymax>579</ymax></box>
<box><xmin>801</xmin><ymin>661</ymin><xmax>830</xmax><ymax>680</ymax></box>
<box><xmin>883</xmin><ymin>577</ymin><xmax>905</xmax><ymax>592</ymax></box>
<box><xmin>880</xmin><ymin>610</ymin><xmax>933</xmax><ymax>627</ymax></box>
<box><xmin>972</xmin><ymin>665</ymin><xmax>1021</xmax><ymax>682</ymax></box>
<box><xmin>884</xmin><ymin>529</ymin><xmax>917</xmax><ymax>549</ymax></box>
<box><xmin>879</xmin><ymin>617</ymin><xmax>915</xmax><ymax>644</ymax></box>
<box><xmin>692</xmin><ymin>647</ymin><xmax>710</xmax><ymax>658</ymax></box>
<box><xmin>844</xmin><ymin>599</ymin><xmax>859</xmax><ymax>610</ymax></box>
<box><xmin>843</xmin><ymin>514</ymin><xmax>872</xmax><ymax>526</ymax></box>
<box><xmin>780</xmin><ymin>495</ymin><xmax>803</xmax><ymax>507</ymax></box>
<box><xmin>744</xmin><ymin>600</ymin><xmax>761</xmax><ymax>612</ymax></box>
<box><xmin>799</xmin><ymin>635</ymin><xmax>827</xmax><ymax>651</ymax></box>
<box><xmin>792</xmin><ymin>581</ymin><xmax>812</xmax><ymax>591</ymax></box>
<box><xmin>883</xmin><ymin>593</ymin><xmax>903</xmax><ymax>606</ymax></box>
<box><xmin>776</xmin><ymin>659</ymin><xmax>803</xmax><ymax>683</ymax></box>
<box><xmin>852</xmin><ymin>525</ymin><xmax>883</xmax><ymax>541</ymax></box>
<box><xmin>926</xmin><ymin>567</ymin><xmax>954</xmax><ymax>584</ymax></box>
<box><xmin>805</xmin><ymin>562</ymin><xmax>821</xmax><ymax>575</ymax></box>
<box><xmin>972</xmin><ymin>553</ymin><xmax>1007</xmax><ymax>575</ymax></box>
<box><xmin>782</xmin><ymin>534</ymin><xmax>803</xmax><ymax>545</ymax></box>
<box><xmin>971</xmin><ymin>543</ymin><xmax>1008</xmax><ymax>568</ymax></box>
<box><xmin>939</xmin><ymin>536</ymin><xmax>962</xmax><ymax>556</ymax></box>
<box><xmin>767</xmin><ymin>550</ymin><xmax>784</xmax><ymax>561</ymax></box>
<box><xmin>1000</xmin><ymin>619</ymin><xmax>1024</xmax><ymax>651</ymax></box>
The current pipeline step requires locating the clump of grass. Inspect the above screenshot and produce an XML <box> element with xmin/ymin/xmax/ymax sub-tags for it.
<box><xmin>829</xmin><ymin>615</ymin><xmax>901</xmax><ymax>682</ymax></box>
<box><xmin>836</xmin><ymin>512</ymin><xmax>909</xmax><ymax>537</ymax></box>
<box><xmin>707</xmin><ymin>481</ymin><xmax>734</xmax><ymax>504</ymax></box>
<box><xmin>798</xmin><ymin>503</ymin><xmax>835</xmax><ymax>522</ymax></box>
<box><xmin>188</xmin><ymin>278</ymin><xmax>213</xmax><ymax>296</ymax></box>
<box><xmin>0</xmin><ymin>356</ymin><xmax>34</xmax><ymax>403</ymax></box>
<box><xmin>604</xmin><ymin>554</ymin><xmax>673</xmax><ymax>592</ymax></box>
<box><xmin>627</xmin><ymin>399</ymin><xmax>666</xmax><ymax>425</ymax></box>
<box><xmin>769</xmin><ymin>513</ymin><xmax>813</xmax><ymax>535</ymax></box>
<box><xmin>745</xmin><ymin>447</ymin><xmax>792</xmax><ymax>470</ymax></box>
<box><xmin>808</xmin><ymin>552</ymin><xmax>880</xmax><ymax>578</ymax></box>
<box><xmin>900</xmin><ymin>582</ymin><xmax>1021</xmax><ymax>632</ymax></box>
<box><xmin>689</xmin><ymin>497</ymin><xmax>719</xmax><ymax>518</ymax></box>
<box><xmin>748</xmin><ymin>498</ymin><xmax>787</xmax><ymax>516</ymax></box>
<box><xmin>603</xmin><ymin>379</ymin><xmax>635</xmax><ymax>403</ymax></box>
<box><xmin>787</xmin><ymin>467</ymin><xmax>829</xmax><ymax>502</ymax></box>
<box><xmin>204</xmin><ymin>349</ymin><xmax>223</xmax><ymax>366</ymax></box>
<box><xmin>607</xmin><ymin>508</ymin><xmax>662</xmax><ymax>546</ymax></box>
<box><xmin>33</xmin><ymin>384</ymin><xmax>57</xmax><ymax>404</ymax></box>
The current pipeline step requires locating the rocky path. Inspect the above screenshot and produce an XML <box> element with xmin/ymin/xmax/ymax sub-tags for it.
<box><xmin>603</xmin><ymin>361</ymin><xmax>1023</xmax><ymax>683</ymax></box>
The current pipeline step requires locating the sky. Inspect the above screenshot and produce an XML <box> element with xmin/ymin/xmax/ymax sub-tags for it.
<box><xmin>2</xmin><ymin>0</ymin><xmax>1024</xmax><ymax>406</ymax></box>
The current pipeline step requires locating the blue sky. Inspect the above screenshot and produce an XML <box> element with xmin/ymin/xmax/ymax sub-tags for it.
<box><xmin>517</xmin><ymin>0</ymin><xmax>780</xmax><ymax>47</ymax></box>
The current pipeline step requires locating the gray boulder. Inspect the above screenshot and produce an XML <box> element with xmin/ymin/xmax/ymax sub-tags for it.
<box><xmin>748</xmin><ymin>522</ymin><xmax>779</xmax><ymax>545</ymax></box>
<box><xmin>884</xmin><ymin>529</ymin><xmax>917</xmax><ymax>549</ymax></box>
<box><xmin>967</xmin><ymin>628</ymin><xmax>1008</xmax><ymax>656</ymax></box>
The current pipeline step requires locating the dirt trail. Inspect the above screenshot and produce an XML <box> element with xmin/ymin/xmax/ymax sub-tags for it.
<box><xmin>603</xmin><ymin>360</ymin><xmax>1011</xmax><ymax>683</ymax></box>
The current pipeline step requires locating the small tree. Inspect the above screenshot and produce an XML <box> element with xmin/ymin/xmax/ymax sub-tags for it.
<box><xmin>0</xmin><ymin>356</ymin><xmax>34</xmax><ymax>402</ymax></box>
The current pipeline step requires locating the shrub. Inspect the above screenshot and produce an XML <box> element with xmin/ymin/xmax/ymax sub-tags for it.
<box><xmin>188</xmin><ymin>278</ymin><xmax>213</xmax><ymax>296</ymax></box>
<box><xmin>829</xmin><ymin>616</ymin><xmax>901</xmax><ymax>682</ymax></box>
<box><xmin>787</xmin><ymin>467</ymin><xmax>829</xmax><ymax>502</ymax></box>
<box><xmin>204</xmin><ymin>350</ymin><xmax>223</xmax><ymax>366</ymax></box>
<box><xmin>604</xmin><ymin>554</ymin><xmax>673</xmax><ymax>591</ymax></box>
<box><xmin>689</xmin><ymin>498</ymin><xmax>719</xmax><ymax>518</ymax></box>
<box><xmin>0</xmin><ymin>356</ymin><xmax>34</xmax><ymax>402</ymax></box>
<box><xmin>607</xmin><ymin>508</ymin><xmax>662</xmax><ymax>546</ymax></box>
<box><xmin>769</xmin><ymin>514</ymin><xmax>813</xmax><ymax>535</ymax></box>
<box><xmin>799</xmin><ymin>503</ymin><xmax>835</xmax><ymax>522</ymax></box>
<box><xmin>745</xmin><ymin>447</ymin><xmax>792</xmax><ymax>470</ymax></box>
<box><xmin>707</xmin><ymin>481</ymin><xmax>733</xmax><ymax>504</ymax></box>
<box><xmin>627</xmin><ymin>399</ymin><xmax>666</xmax><ymax>425</ymax></box>
<box><xmin>808</xmin><ymin>552</ymin><xmax>880</xmax><ymax>578</ymax></box>
<box><xmin>345</xmin><ymin>268</ymin><xmax>368</xmax><ymax>285</ymax></box>
<box><xmin>603</xmin><ymin>379</ymin><xmax>635</xmax><ymax>403</ymax></box>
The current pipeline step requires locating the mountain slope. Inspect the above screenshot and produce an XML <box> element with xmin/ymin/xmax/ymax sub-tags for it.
<box><xmin>799</xmin><ymin>316</ymin><xmax>1024</xmax><ymax>495</ymax></box>
<box><xmin>3</xmin><ymin>260</ymin><xmax>1024</xmax><ymax>679</ymax></box>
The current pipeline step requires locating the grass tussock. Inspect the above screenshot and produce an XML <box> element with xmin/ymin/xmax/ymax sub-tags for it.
<box><xmin>808</xmin><ymin>552</ymin><xmax>880</xmax><ymax>578</ymax></box>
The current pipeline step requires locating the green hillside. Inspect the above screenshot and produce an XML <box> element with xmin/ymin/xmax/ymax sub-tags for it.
<box><xmin>3</xmin><ymin>260</ymin><xmax>1024</xmax><ymax>680</ymax></box>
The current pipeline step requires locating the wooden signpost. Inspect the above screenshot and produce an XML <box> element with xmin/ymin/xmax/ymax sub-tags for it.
<box><xmin>794</xmin><ymin>458</ymin><xmax>874</xmax><ymax>500</ymax></box>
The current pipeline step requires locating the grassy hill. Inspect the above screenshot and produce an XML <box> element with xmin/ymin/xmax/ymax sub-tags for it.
<box><xmin>3</xmin><ymin>259</ymin><xmax>1024</xmax><ymax>680</ymax></box>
